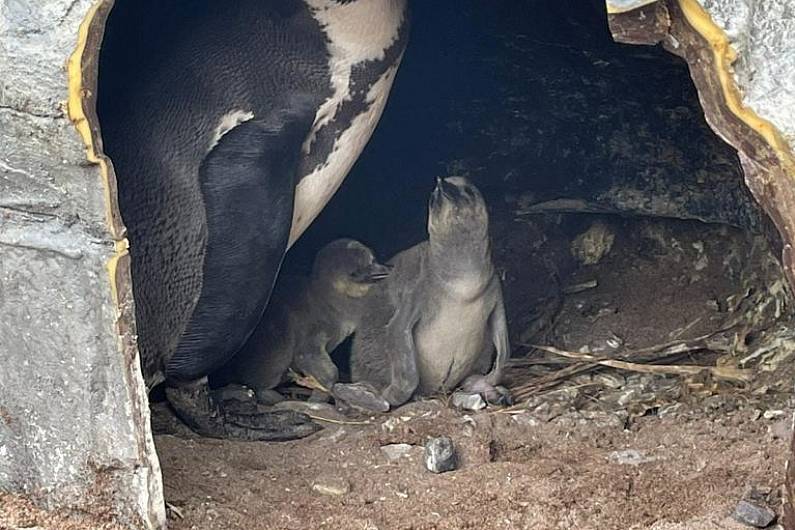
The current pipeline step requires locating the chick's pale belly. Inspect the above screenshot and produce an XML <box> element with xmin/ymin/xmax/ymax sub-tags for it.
<box><xmin>415</xmin><ymin>301</ymin><xmax>490</xmax><ymax>393</ymax></box>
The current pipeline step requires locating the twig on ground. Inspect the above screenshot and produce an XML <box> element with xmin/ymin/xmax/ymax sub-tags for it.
<box><xmin>530</xmin><ymin>344</ymin><xmax>751</xmax><ymax>383</ymax></box>
<box><xmin>508</xmin><ymin>321</ymin><xmax>746</xmax><ymax>401</ymax></box>
<box><xmin>306</xmin><ymin>415</ymin><xmax>371</xmax><ymax>426</ymax></box>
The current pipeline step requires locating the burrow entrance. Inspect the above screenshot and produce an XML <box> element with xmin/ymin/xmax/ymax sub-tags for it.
<box><xmin>97</xmin><ymin>0</ymin><xmax>795</xmax><ymax>528</ymax></box>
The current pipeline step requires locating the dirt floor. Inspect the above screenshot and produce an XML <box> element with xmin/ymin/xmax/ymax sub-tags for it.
<box><xmin>2</xmin><ymin>403</ymin><xmax>789</xmax><ymax>530</ymax></box>
<box><xmin>150</xmin><ymin>402</ymin><xmax>790</xmax><ymax>530</ymax></box>
<box><xmin>154</xmin><ymin>214</ymin><xmax>795</xmax><ymax>530</ymax></box>
<box><xmin>3</xmin><ymin>215</ymin><xmax>794</xmax><ymax>530</ymax></box>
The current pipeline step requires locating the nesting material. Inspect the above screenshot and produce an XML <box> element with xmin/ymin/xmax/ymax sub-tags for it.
<box><xmin>505</xmin><ymin>217</ymin><xmax>794</xmax><ymax>423</ymax></box>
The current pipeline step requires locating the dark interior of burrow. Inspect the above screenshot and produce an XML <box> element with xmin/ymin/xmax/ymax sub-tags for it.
<box><xmin>99</xmin><ymin>0</ymin><xmax>795</xmax><ymax>418</ymax></box>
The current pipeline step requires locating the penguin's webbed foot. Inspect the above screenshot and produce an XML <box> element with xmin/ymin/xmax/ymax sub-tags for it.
<box><xmin>459</xmin><ymin>374</ymin><xmax>514</xmax><ymax>407</ymax></box>
<box><xmin>166</xmin><ymin>379</ymin><xmax>321</xmax><ymax>441</ymax></box>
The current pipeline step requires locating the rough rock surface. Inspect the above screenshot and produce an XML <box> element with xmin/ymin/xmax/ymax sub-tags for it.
<box><xmin>608</xmin><ymin>0</ymin><xmax>795</xmax><ymax>526</ymax></box>
<box><xmin>0</xmin><ymin>1</ymin><xmax>164</xmax><ymax>528</ymax></box>
<box><xmin>700</xmin><ymin>0</ymin><xmax>795</xmax><ymax>147</ymax></box>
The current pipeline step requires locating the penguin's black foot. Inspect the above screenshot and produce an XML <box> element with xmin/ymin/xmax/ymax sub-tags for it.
<box><xmin>166</xmin><ymin>379</ymin><xmax>321</xmax><ymax>441</ymax></box>
<box><xmin>332</xmin><ymin>382</ymin><xmax>390</xmax><ymax>413</ymax></box>
<box><xmin>459</xmin><ymin>374</ymin><xmax>514</xmax><ymax>407</ymax></box>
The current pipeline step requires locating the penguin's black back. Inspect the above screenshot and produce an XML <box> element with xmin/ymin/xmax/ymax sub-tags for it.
<box><xmin>98</xmin><ymin>0</ymin><xmax>333</xmax><ymax>381</ymax></box>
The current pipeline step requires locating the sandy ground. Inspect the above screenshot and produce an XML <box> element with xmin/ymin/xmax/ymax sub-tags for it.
<box><xmin>3</xmin><ymin>214</ymin><xmax>792</xmax><ymax>530</ymax></box>
<box><xmin>2</xmin><ymin>401</ymin><xmax>789</xmax><ymax>530</ymax></box>
<box><xmin>148</xmin><ymin>400</ymin><xmax>790</xmax><ymax>530</ymax></box>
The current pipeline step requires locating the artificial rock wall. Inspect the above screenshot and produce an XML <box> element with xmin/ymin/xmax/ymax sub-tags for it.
<box><xmin>0</xmin><ymin>1</ymin><xmax>164</xmax><ymax>528</ymax></box>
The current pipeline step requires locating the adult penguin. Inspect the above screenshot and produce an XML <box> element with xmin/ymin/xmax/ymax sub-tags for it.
<box><xmin>98</xmin><ymin>0</ymin><xmax>409</xmax><ymax>440</ymax></box>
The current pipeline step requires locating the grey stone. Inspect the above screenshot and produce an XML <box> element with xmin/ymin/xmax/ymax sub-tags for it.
<box><xmin>424</xmin><ymin>437</ymin><xmax>457</xmax><ymax>473</ymax></box>
<box><xmin>733</xmin><ymin>499</ymin><xmax>776</xmax><ymax>528</ymax></box>
<box><xmin>608</xmin><ymin>449</ymin><xmax>657</xmax><ymax>465</ymax></box>
<box><xmin>451</xmin><ymin>391</ymin><xmax>487</xmax><ymax>411</ymax></box>
<box><xmin>380</xmin><ymin>443</ymin><xmax>415</xmax><ymax>462</ymax></box>
<box><xmin>312</xmin><ymin>476</ymin><xmax>350</xmax><ymax>496</ymax></box>
<box><xmin>0</xmin><ymin>1</ymin><xmax>164</xmax><ymax>528</ymax></box>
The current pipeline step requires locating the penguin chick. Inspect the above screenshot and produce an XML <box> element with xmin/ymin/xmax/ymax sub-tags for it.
<box><xmin>213</xmin><ymin>238</ymin><xmax>391</xmax><ymax>400</ymax></box>
<box><xmin>348</xmin><ymin>176</ymin><xmax>512</xmax><ymax>410</ymax></box>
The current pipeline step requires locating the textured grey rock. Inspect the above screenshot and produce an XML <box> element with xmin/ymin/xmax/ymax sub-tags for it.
<box><xmin>312</xmin><ymin>476</ymin><xmax>350</xmax><ymax>497</ymax></box>
<box><xmin>0</xmin><ymin>1</ymin><xmax>164</xmax><ymax>529</ymax></box>
<box><xmin>451</xmin><ymin>391</ymin><xmax>487</xmax><ymax>411</ymax></box>
<box><xmin>607</xmin><ymin>449</ymin><xmax>658</xmax><ymax>466</ymax></box>
<box><xmin>380</xmin><ymin>443</ymin><xmax>416</xmax><ymax>462</ymax></box>
<box><xmin>700</xmin><ymin>0</ymin><xmax>795</xmax><ymax>147</ymax></box>
<box><xmin>424</xmin><ymin>437</ymin><xmax>457</xmax><ymax>474</ymax></box>
<box><xmin>733</xmin><ymin>499</ymin><xmax>776</xmax><ymax>528</ymax></box>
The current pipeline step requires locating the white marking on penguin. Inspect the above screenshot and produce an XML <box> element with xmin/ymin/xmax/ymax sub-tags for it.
<box><xmin>290</xmin><ymin>61</ymin><xmax>402</xmax><ymax>245</ymax></box>
<box><xmin>208</xmin><ymin>110</ymin><xmax>254</xmax><ymax>151</ymax></box>
<box><xmin>301</xmin><ymin>0</ymin><xmax>406</xmax><ymax>151</ymax></box>
<box><xmin>290</xmin><ymin>0</ymin><xmax>407</xmax><ymax>246</ymax></box>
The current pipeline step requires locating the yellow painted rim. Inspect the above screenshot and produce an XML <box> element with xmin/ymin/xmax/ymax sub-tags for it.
<box><xmin>677</xmin><ymin>0</ymin><xmax>795</xmax><ymax>174</ymax></box>
<box><xmin>66</xmin><ymin>0</ymin><xmax>129</xmax><ymax>304</ymax></box>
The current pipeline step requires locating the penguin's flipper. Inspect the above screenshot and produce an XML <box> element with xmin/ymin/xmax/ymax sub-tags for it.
<box><xmin>167</xmin><ymin>101</ymin><xmax>316</xmax><ymax>382</ymax></box>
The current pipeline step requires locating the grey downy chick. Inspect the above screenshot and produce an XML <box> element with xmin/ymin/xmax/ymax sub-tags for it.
<box><xmin>347</xmin><ymin>176</ymin><xmax>511</xmax><ymax>411</ymax></box>
<box><xmin>213</xmin><ymin>238</ymin><xmax>391</xmax><ymax>402</ymax></box>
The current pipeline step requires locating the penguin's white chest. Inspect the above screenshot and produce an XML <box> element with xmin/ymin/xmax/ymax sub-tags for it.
<box><xmin>415</xmin><ymin>299</ymin><xmax>491</xmax><ymax>393</ymax></box>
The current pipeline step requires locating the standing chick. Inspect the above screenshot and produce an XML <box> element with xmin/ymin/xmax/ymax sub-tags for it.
<box><xmin>347</xmin><ymin>176</ymin><xmax>511</xmax><ymax>410</ymax></box>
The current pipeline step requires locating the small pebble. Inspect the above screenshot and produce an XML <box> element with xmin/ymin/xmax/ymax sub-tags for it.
<box><xmin>733</xmin><ymin>499</ymin><xmax>776</xmax><ymax>528</ymax></box>
<box><xmin>607</xmin><ymin>449</ymin><xmax>656</xmax><ymax>466</ymax></box>
<box><xmin>312</xmin><ymin>476</ymin><xmax>350</xmax><ymax>497</ymax></box>
<box><xmin>380</xmin><ymin>443</ymin><xmax>415</xmax><ymax>461</ymax></box>
<box><xmin>424</xmin><ymin>436</ymin><xmax>457</xmax><ymax>473</ymax></box>
<box><xmin>451</xmin><ymin>391</ymin><xmax>486</xmax><ymax>411</ymax></box>
<box><xmin>763</xmin><ymin>410</ymin><xmax>785</xmax><ymax>420</ymax></box>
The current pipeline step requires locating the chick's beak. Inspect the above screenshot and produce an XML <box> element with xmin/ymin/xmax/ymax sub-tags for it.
<box><xmin>366</xmin><ymin>262</ymin><xmax>393</xmax><ymax>282</ymax></box>
<box><xmin>352</xmin><ymin>262</ymin><xmax>393</xmax><ymax>283</ymax></box>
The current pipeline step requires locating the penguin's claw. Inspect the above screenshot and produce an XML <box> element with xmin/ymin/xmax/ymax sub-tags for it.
<box><xmin>484</xmin><ymin>385</ymin><xmax>514</xmax><ymax>407</ymax></box>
